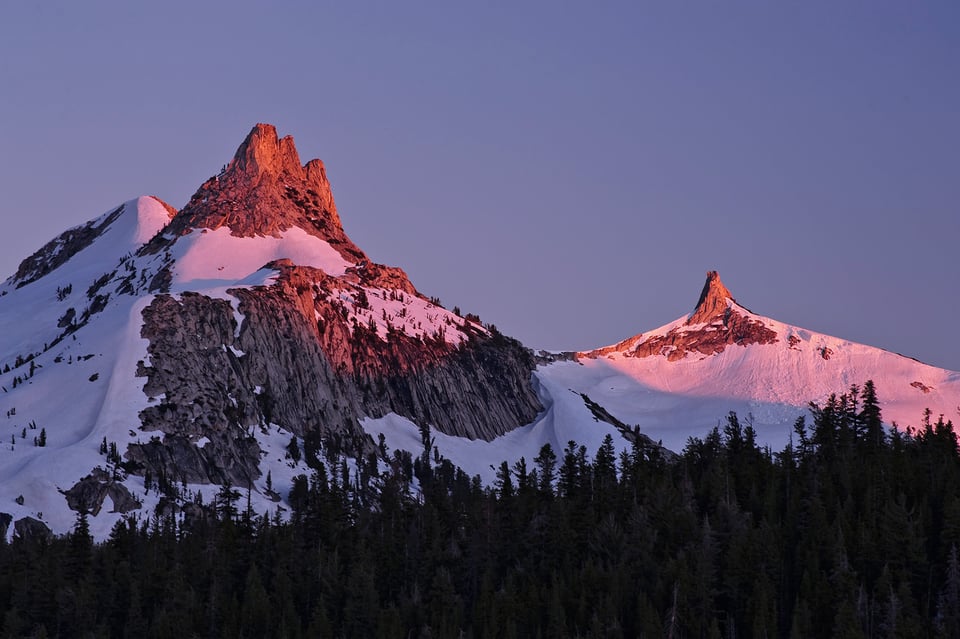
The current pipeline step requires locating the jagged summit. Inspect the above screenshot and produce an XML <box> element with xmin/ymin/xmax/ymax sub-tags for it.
<box><xmin>162</xmin><ymin>123</ymin><xmax>363</xmax><ymax>262</ymax></box>
<box><xmin>229</xmin><ymin>124</ymin><xmax>336</xmax><ymax>205</ymax></box>
<box><xmin>688</xmin><ymin>270</ymin><xmax>735</xmax><ymax>325</ymax></box>
<box><xmin>580</xmin><ymin>270</ymin><xmax>777</xmax><ymax>361</ymax></box>
<box><xmin>0</xmin><ymin>124</ymin><xmax>546</xmax><ymax>540</ymax></box>
<box><xmin>231</xmin><ymin>123</ymin><xmax>305</xmax><ymax>180</ymax></box>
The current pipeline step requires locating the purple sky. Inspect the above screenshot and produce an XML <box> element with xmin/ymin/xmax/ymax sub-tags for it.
<box><xmin>1</xmin><ymin>2</ymin><xmax>958</xmax><ymax>373</ymax></box>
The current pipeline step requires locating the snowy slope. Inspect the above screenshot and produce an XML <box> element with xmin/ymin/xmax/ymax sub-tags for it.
<box><xmin>170</xmin><ymin>226</ymin><xmax>353</xmax><ymax>289</ymax></box>
<box><xmin>370</xmin><ymin>274</ymin><xmax>960</xmax><ymax>477</ymax></box>
<box><xmin>0</xmin><ymin>201</ymin><xmax>367</xmax><ymax>538</ymax></box>
<box><xmin>0</xmin><ymin>197</ymin><xmax>171</xmax><ymax>363</ymax></box>
<box><xmin>0</xmin><ymin>197</ymin><xmax>498</xmax><ymax>539</ymax></box>
<box><xmin>0</xmin><ymin>198</ymin><xmax>172</xmax><ymax>538</ymax></box>
<box><xmin>369</xmin><ymin>311</ymin><xmax>960</xmax><ymax>481</ymax></box>
<box><xmin>535</xmin><ymin>289</ymin><xmax>960</xmax><ymax>454</ymax></box>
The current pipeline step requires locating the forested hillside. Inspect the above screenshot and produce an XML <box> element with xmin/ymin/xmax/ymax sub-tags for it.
<box><xmin>2</xmin><ymin>381</ymin><xmax>958</xmax><ymax>638</ymax></box>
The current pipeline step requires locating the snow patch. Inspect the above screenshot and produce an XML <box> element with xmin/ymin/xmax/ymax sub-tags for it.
<box><xmin>170</xmin><ymin>226</ymin><xmax>352</xmax><ymax>289</ymax></box>
<box><xmin>327</xmin><ymin>286</ymin><xmax>481</xmax><ymax>346</ymax></box>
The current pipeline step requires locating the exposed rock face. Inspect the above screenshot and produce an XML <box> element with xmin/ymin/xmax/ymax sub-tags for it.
<box><xmin>62</xmin><ymin>467</ymin><xmax>140</xmax><ymax>515</ymax></box>
<box><xmin>154</xmin><ymin>123</ymin><xmax>365</xmax><ymax>263</ymax></box>
<box><xmin>131</xmin><ymin>261</ymin><xmax>542</xmax><ymax>487</ymax></box>
<box><xmin>126</xmin><ymin>433</ymin><xmax>263</xmax><ymax>487</ymax></box>
<box><xmin>581</xmin><ymin>271</ymin><xmax>778</xmax><ymax>361</ymax></box>
<box><xmin>688</xmin><ymin>270</ymin><xmax>735</xmax><ymax>326</ymax></box>
<box><xmin>234</xmin><ymin>264</ymin><xmax>542</xmax><ymax>440</ymax></box>
<box><xmin>0</xmin><ymin>512</ymin><xmax>11</xmax><ymax>539</ymax></box>
<box><xmin>14</xmin><ymin>517</ymin><xmax>52</xmax><ymax>543</ymax></box>
<box><xmin>578</xmin><ymin>393</ymin><xmax>677</xmax><ymax>462</ymax></box>
<box><xmin>132</xmin><ymin>292</ymin><xmax>265</xmax><ymax>485</ymax></box>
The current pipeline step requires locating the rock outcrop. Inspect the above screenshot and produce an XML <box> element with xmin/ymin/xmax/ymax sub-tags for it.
<box><xmin>62</xmin><ymin>467</ymin><xmax>140</xmax><ymax>515</ymax></box>
<box><xmin>581</xmin><ymin>271</ymin><xmax>778</xmax><ymax>361</ymax></box>
<box><xmin>122</xmin><ymin>125</ymin><xmax>544</xmax><ymax>485</ymax></box>
<box><xmin>154</xmin><ymin>123</ymin><xmax>365</xmax><ymax>263</ymax></box>
<box><xmin>130</xmin><ymin>259</ymin><xmax>542</xmax><ymax>484</ymax></box>
<box><xmin>688</xmin><ymin>270</ymin><xmax>736</xmax><ymax>326</ymax></box>
<box><xmin>237</xmin><ymin>264</ymin><xmax>542</xmax><ymax>440</ymax></box>
<box><xmin>14</xmin><ymin>517</ymin><xmax>52</xmax><ymax>543</ymax></box>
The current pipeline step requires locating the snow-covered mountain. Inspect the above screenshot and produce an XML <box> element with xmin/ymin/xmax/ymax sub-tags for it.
<box><xmin>534</xmin><ymin>271</ymin><xmax>960</xmax><ymax>454</ymax></box>
<box><xmin>373</xmin><ymin>270</ymin><xmax>960</xmax><ymax>481</ymax></box>
<box><xmin>0</xmin><ymin>124</ymin><xmax>956</xmax><ymax>540</ymax></box>
<box><xmin>0</xmin><ymin>124</ymin><xmax>541</xmax><ymax>540</ymax></box>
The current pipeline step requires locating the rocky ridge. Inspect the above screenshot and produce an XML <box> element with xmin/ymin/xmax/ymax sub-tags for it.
<box><xmin>131</xmin><ymin>261</ymin><xmax>541</xmax><ymax>485</ymax></box>
<box><xmin>0</xmin><ymin>124</ymin><xmax>545</xmax><ymax>539</ymax></box>
<box><xmin>114</xmin><ymin>126</ymin><xmax>539</xmax><ymax>490</ymax></box>
<box><xmin>581</xmin><ymin>271</ymin><xmax>778</xmax><ymax>361</ymax></box>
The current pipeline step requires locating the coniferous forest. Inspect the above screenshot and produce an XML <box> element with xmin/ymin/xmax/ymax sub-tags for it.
<box><xmin>2</xmin><ymin>381</ymin><xmax>960</xmax><ymax>638</ymax></box>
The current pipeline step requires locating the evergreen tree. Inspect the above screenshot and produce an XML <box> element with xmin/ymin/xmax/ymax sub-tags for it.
<box><xmin>534</xmin><ymin>443</ymin><xmax>557</xmax><ymax>496</ymax></box>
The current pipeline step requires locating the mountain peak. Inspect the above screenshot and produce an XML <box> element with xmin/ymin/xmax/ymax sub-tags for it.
<box><xmin>167</xmin><ymin>124</ymin><xmax>363</xmax><ymax>261</ymax></box>
<box><xmin>688</xmin><ymin>271</ymin><xmax>735</xmax><ymax>325</ymax></box>
<box><xmin>229</xmin><ymin>123</ymin><xmax>304</xmax><ymax>181</ymax></box>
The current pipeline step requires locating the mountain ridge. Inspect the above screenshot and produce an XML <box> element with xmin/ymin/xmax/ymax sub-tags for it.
<box><xmin>0</xmin><ymin>124</ymin><xmax>957</xmax><ymax>540</ymax></box>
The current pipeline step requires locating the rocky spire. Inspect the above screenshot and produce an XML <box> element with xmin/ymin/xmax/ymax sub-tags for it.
<box><xmin>229</xmin><ymin>123</ymin><xmax>305</xmax><ymax>181</ymax></box>
<box><xmin>687</xmin><ymin>271</ymin><xmax>735</xmax><ymax>325</ymax></box>
<box><xmin>165</xmin><ymin>124</ymin><xmax>364</xmax><ymax>262</ymax></box>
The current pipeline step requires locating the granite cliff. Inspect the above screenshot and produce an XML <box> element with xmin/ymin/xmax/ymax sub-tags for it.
<box><xmin>129</xmin><ymin>124</ymin><xmax>542</xmax><ymax>488</ymax></box>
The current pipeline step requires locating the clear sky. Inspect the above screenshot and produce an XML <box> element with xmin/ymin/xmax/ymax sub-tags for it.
<box><xmin>1</xmin><ymin>2</ymin><xmax>958</xmax><ymax>372</ymax></box>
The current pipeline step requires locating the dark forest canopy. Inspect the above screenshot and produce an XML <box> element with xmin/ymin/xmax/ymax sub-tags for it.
<box><xmin>2</xmin><ymin>380</ymin><xmax>959</xmax><ymax>638</ymax></box>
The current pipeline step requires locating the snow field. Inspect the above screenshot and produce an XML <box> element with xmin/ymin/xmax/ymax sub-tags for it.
<box><xmin>564</xmin><ymin>307</ymin><xmax>960</xmax><ymax>452</ymax></box>
<box><xmin>324</xmin><ymin>284</ymin><xmax>484</xmax><ymax>346</ymax></box>
<box><xmin>170</xmin><ymin>226</ymin><xmax>352</xmax><ymax>289</ymax></box>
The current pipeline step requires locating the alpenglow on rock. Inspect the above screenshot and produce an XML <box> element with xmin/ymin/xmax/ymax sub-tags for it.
<box><xmin>0</xmin><ymin>124</ymin><xmax>543</xmax><ymax>540</ymax></box>
<box><xmin>1</xmin><ymin>125</ymin><xmax>958</xmax><ymax>541</ymax></box>
<box><xmin>132</xmin><ymin>124</ymin><xmax>543</xmax><ymax>484</ymax></box>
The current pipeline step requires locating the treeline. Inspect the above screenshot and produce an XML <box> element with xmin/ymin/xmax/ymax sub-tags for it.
<box><xmin>2</xmin><ymin>380</ymin><xmax>960</xmax><ymax>638</ymax></box>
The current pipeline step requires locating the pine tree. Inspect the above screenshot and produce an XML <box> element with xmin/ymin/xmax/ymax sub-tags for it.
<box><xmin>67</xmin><ymin>509</ymin><xmax>93</xmax><ymax>580</ymax></box>
<box><xmin>495</xmin><ymin>461</ymin><xmax>514</xmax><ymax>499</ymax></box>
<box><xmin>860</xmin><ymin>379</ymin><xmax>884</xmax><ymax>450</ymax></box>
<box><xmin>215</xmin><ymin>482</ymin><xmax>240</xmax><ymax>521</ymax></box>
<box><xmin>593</xmin><ymin>434</ymin><xmax>618</xmax><ymax>506</ymax></box>
<box><xmin>534</xmin><ymin>443</ymin><xmax>557</xmax><ymax>496</ymax></box>
<box><xmin>558</xmin><ymin>441</ymin><xmax>582</xmax><ymax>499</ymax></box>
